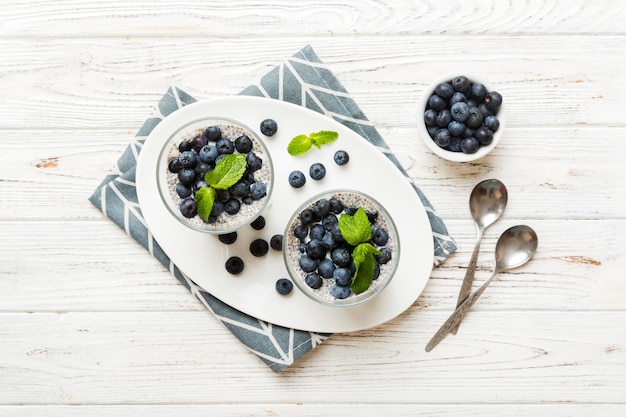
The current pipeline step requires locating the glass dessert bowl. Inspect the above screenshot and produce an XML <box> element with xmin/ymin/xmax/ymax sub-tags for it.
<box><xmin>157</xmin><ymin>116</ymin><xmax>273</xmax><ymax>234</ymax></box>
<box><xmin>283</xmin><ymin>189</ymin><xmax>400</xmax><ymax>307</ymax></box>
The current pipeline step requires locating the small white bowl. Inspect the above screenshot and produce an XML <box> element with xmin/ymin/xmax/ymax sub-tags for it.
<box><xmin>417</xmin><ymin>74</ymin><xmax>505</xmax><ymax>162</ymax></box>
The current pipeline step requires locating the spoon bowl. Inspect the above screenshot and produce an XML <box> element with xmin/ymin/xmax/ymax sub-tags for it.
<box><xmin>426</xmin><ymin>225</ymin><xmax>538</xmax><ymax>351</ymax></box>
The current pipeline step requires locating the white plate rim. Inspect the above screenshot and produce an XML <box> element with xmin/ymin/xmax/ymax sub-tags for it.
<box><xmin>136</xmin><ymin>96</ymin><xmax>434</xmax><ymax>333</ymax></box>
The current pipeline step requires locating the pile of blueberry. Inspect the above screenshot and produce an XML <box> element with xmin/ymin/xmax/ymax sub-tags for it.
<box><xmin>290</xmin><ymin>196</ymin><xmax>393</xmax><ymax>300</ymax></box>
<box><xmin>424</xmin><ymin>75</ymin><xmax>502</xmax><ymax>154</ymax></box>
<box><xmin>167</xmin><ymin>125</ymin><xmax>268</xmax><ymax>221</ymax></box>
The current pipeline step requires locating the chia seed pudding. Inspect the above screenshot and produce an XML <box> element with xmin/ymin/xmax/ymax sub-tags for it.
<box><xmin>284</xmin><ymin>190</ymin><xmax>399</xmax><ymax>307</ymax></box>
<box><xmin>157</xmin><ymin>117</ymin><xmax>273</xmax><ymax>234</ymax></box>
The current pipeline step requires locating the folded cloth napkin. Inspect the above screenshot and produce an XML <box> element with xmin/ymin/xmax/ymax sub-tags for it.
<box><xmin>89</xmin><ymin>45</ymin><xmax>456</xmax><ymax>372</ymax></box>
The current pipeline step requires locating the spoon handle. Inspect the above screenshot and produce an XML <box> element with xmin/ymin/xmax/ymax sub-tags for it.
<box><xmin>450</xmin><ymin>226</ymin><xmax>483</xmax><ymax>335</ymax></box>
<box><xmin>425</xmin><ymin>269</ymin><xmax>498</xmax><ymax>352</ymax></box>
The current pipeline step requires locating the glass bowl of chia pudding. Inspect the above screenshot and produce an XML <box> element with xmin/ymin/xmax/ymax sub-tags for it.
<box><xmin>157</xmin><ymin>116</ymin><xmax>273</xmax><ymax>234</ymax></box>
<box><xmin>283</xmin><ymin>189</ymin><xmax>400</xmax><ymax>307</ymax></box>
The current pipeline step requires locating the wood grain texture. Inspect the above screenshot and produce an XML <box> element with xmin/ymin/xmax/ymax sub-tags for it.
<box><xmin>1</xmin><ymin>0</ymin><xmax>625</xmax><ymax>414</ymax></box>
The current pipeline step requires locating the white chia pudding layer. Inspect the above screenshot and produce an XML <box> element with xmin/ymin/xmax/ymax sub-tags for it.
<box><xmin>284</xmin><ymin>191</ymin><xmax>399</xmax><ymax>306</ymax></box>
<box><xmin>159</xmin><ymin>120</ymin><xmax>272</xmax><ymax>233</ymax></box>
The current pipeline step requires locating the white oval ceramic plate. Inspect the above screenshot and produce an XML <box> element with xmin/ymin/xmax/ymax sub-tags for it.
<box><xmin>136</xmin><ymin>96</ymin><xmax>433</xmax><ymax>333</ymax></box>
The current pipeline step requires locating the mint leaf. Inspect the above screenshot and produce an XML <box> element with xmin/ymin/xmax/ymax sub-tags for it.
<box><xmin>204</xmin><ymin>153</ymin><xmax>246</xmax><ymax>190</ymax></box>
<box><xmin>310</xmin><ymin>130</ymin><xmax>339</xmax><ymax>148</ymax></box>
<box><xmin>339</xmin><ymin>208</ymin><xmax>372</xmax><ymax>246</ymax></box>
<box><xmin>195</xmin><ymin>186</ymin><xmax>216</xmax><ymax>222</ymax></box>
<box><xmin>351</xmin><ymin>243</ymin><xmax>381</xmax><ymax>294</ymax></box>
<box><xmin>287</xmin><ymin>134</ymin><xmax>312</xmax><ymax>156</ymax></box>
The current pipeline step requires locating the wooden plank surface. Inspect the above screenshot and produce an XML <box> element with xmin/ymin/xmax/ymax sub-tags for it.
<box><xmin>1</xmin><ymin>0</ymin><xmax>625</xmax><ymax>415</ymax></box>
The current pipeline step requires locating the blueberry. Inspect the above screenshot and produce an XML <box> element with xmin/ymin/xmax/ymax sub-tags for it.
<box><xmin>210</xmin><ymin>200</ymin><xmax>224</xmax><ymax>217</ymax></box>
<box><xmin>294</xmin><ymin>223</ymin><xmax>309</xmax><ymax>240</ymax></box>
<box><xmin>246</xmin><ymin>152</ymin><xmax>263</xmax><ymax>172</ymax></box>
<box><xmin>288</xmin><ymin>170</ymin><xmax>306</xmax><ymax>188</ymax></box>
<box><xmin>449</xmin><ymin>91</ymin><xmax>467</xmax><ymax>106</ymax></box>
<box><xmin>372</xmin><ymin>227</ymin><xmax>389</xmax><ymax>246</ymax></box>
<box><xmin>322</xmin><ymin>214</ymin><xmax>338</xmax><ymax>231</ymax></box>
<box><xmin>218</xmin><ymin>232</ymin><xmax>237</xmax><ymax>245</ymax></box>
<box><xmin>168</xmin><ymin>158</ymin><xmax>182</xmax><ymax>173</ymax></box>
<box><xmin>322</xmin><ymin>231</ymin><xmax>338</xmax><ymax>250</ymax></box>
<box><xmin>192</xmin><ymin>180</ymin><xmax>208</xmax><ymax>193</ymax></box>
<box><xmin>216</xmin><ymin>138</ymin><xmax>234</xmax><ymax>155</ymax></box>
<box><xmin>178</xmin><ymin>140</ymin><xmax>193</xmax><ymax>152</ymax></box>
<box><xmin>478</xmin><ymin>103</ymin><xmax>494</xmax><ymax>118</ymax></box>
<box><xmin>424</xmin><ymin>109</ymin><xmax>437</xmax><ymax>127</ymax></box>
<box><xmin>484</xmin><ymin>115</ymin><xmax>500</xmax><ymax>132</ymax></box>
<box><xmin>175</xmin><ymin>183</ymin><xmax>191</xmax><ymax>198</ymax></box>
<box><xmin>249</xmin><ymin>182</ymin><xmax>267</xmax><ymax>200</ymax></box>
<box><xmin>450</xmin><ymin>102</ymin><xmax>470</xmax><ymax>122</ymax></box>
<box><xmin>484</xmin><ymin>91</ymin><xmax>503</xmax><ymax>111</ymax></box>
<box><xmin>331</xmin><ymin>247</ymin><xmax>351</xmax><ymax>267</ymax></box>
<box><xmin>434</xmin><ymin>129</ymin><xmax>451</xmax><ymax>148</ymax></box>
<box><xmin>192</xmin><ymin>134</ymin><xmax>208</xmax><ymax>152</ymax></box>
<box><xmin>234</xmin><ymin>135</ymin><xmax>253</xmax><ymax>153</ymax></box>
<box><xmin>436</xmin><ymin>110</ymin><xmax>452</xmax><ymax>128</ymax></box>
<box><xmin>317</xmin><ymin>258</ymin><xmax>335</xmax><ymax>279</ymax></box>
<box><xmin>179</xmin><ymin>151</ymin><xmax>197</xmax><ymax>169</ymax></box>
<box><xmin>434</xmin><ymin>82</ymin><xmax>454</xmax><ymax>99</ymax></box>
<box><xmin>230</xmin><ymin>181</ymin><xmax>250</xmax><ymax>198</ymax></box>
<box><xmin>199</xmin><ymin>145</ymin><xmax>219</xmax><ymax>163</ymax></box>
<box><xmin>177</xmin><ymin>169</ymin><xmax>196</xmax><ymax>186</ymax></box>
<box><xmin>375</xmin><ymin>247</ymin><xmax>392</xmax><ymax>264</ymax></box>
<box><xmin>327</xmin><ymin>198</ymin><xmax>342</xmax><ymax>214</ymax></box>
<box><xmin>304</xmin><ymin>273</ymin><xmax>322</xmax><ymax>289</ymax></box>
<box><xmin>225</xmin><ymin>256</ymin><xmax>244</xmax><ymax>274</ymax></box>
<box><xmin>205</xmin><ymin>125</ymin><xmax>222</xmax><ymax>141</ymax></box>
<box><xmin>242</xmin><ymin>196</ymin><xmax>253</xmax><ymax>205</ymax></box>
<box><xmin>333</xmin><ymin>150</ymin><xmax>350</xmax><ymax>166</ymax></box>
<box><xmin>427</xmin><ymin>126</ymin><xmax>438</xmax><ymax>138</ymax></box>
<box><xmin>309</xmin><ymin>163</ymin><xmax>326</xmax><ymax>181</ymax></box>
<box><xmin>451</xmin><ymin>76</ymin><xmax>470</xmax><ymax>93</ymax></box>
<box><xmin>448</xmin><ymin>137</ymin><xmax>463</xmax><ymax>152</ymax></box>
<box><xmin>448</xmin><ymin>120</ymin><xmax>465</xmax><ymax>136</ymax></box>
<box><xmin>312</xmin><ymin>199</ymin><xmax>331</xmax><ymax>218</ymax></box>
<box><xmin>475</xmin><ymin>126</ymin><xmax>494</xmax><ymax>146</ymax></box>
<box><xmin>333</xmin><ymin>267</ymin><xmax>352</xmax><ymax>286</ymax></box>
<box><xmin>461</xmin><ymin>137</ymin><xmax>480</xmax><ymax>154</ymax></box>
<box><xmin>470</xmin><ymin>82</ymin><xmax>487</xmax><ymax>101</ymax></box>
<box><xmin>373</xmin><ymin>263</ymin><xmax>381</xmax><ymax>280</ymax></box>
<box><xmin>270</xmin><ymin>234</ymin><xmax>283</xmax><ymax>251</ymax></box>
<box><xmin>466</xmin><ymin>107</ymin><xmax>484</xmax><ymax>129</ymax></box>
<box><xmin>260</xmin><ymin>119</ymin><xmax>278</xmax><ymax>136</ymax></box>
<box><xmin>299</xmin><ymin>254</ymin><xmax>318</xmax><ymax>273</ymax></box>
<box><xmin>309</xmin><ymin>224</ymin><xmax>325</xmax><ymax>241</ymax></box>
<box><xmin>275</xmin><ymin>278</ymin><xmax>293</xmax><ymax>295</ymax></box>
<box><xmin>250</xmin><ymin>216</ymin><xmax>265</xmax><ymax>230</ymax></box>
<box><xmin>224</xmin><ymin>198</ymin><xmax>241</xmax><ymax>215</ymax></box>
<box><xmin>216</xmin><ymin>189</ymin><xmax>231</xmax><ymax>203</ymax></box>
<box><xmin>427</xmin><ymin>95</ymin><xmax>447</xmax><ymax>112</ymax></box>
<box><xmin>330</xmin><ymin>222</ymin><xmax>344</xmax><ymax>243</ymax></box>
<box><xmin>250</xmin><ymin>239</ymin><xmax>269</xmax><ymax>257</ymax></box>
<box><xmin>299</xmin><ymin>208</ymin><xmax>316</xmax><ymax>225</ymax></box>
<box><xmin>179</xmin><ymin>197</ymin><xmax>197</xmax><ymax>218</ymax></box>
<box><xmin>330</xmin><ymin>284</ymin><xmax>351</xmax><ymax>299</ymax></box>
<box><xmin>306</xmin><ymin>239</ymin><xmax>327</xmax><ymax>259</ymax></box>
<box><xmin>195</xmin><ymin>162</ymin><xmax>211</xmax><ymax>176</ymax></box>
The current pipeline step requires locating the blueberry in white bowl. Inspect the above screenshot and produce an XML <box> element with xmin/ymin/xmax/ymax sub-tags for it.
<box><xmin>157</xmin><ymin>117</ymin><xmax>274</xmax><ymax>234</ymax></box>
<box><xmin>283</xmin><ymin>190</ymin><xmax>400</xmax><ymax>307</ymax></box>
<box><xmin>418</xmin><ymin>74</ymin><xmax>505</xmax><ymax>162</ymax></box>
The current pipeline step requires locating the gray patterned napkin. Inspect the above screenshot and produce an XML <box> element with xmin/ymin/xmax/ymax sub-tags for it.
<box><xmin>89</xmin><ymin>45</ymin><xmax>456</xmax><ymax>372</ymax></box>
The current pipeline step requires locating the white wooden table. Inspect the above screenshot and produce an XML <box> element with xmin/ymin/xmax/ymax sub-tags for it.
<box><xmin>1</xmin><ymin>1</ymin><xmax>625</xmax><ymax>415</ymax></box>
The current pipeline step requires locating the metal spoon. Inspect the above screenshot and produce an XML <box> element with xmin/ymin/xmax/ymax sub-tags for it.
<box><xmin>425</xmin><ymin>225</ymin><xmax>538</xmax><ymax>352</ymax></box>
<box><xmin>451</xmin><ymin>179</ymin><xmax>508</xmax><ymax>335</ymax></box>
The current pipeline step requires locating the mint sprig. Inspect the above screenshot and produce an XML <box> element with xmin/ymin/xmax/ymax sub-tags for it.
<box><xmin>338</xmin><ymin>208</ymin><xmax>382</xmax><ymax>294</ymax></box>
<box><xmin>195</xmin><ymin>153</ymin><xmax>247</xmax><ymax>222</ymax></box>
<box><xmin>287</xmin><ymin>130</ymin><xmax>338</xmax><ymax>156</ymax></box>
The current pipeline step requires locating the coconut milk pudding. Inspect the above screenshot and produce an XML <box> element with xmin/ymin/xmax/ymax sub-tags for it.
<box><xmin>158</xmin><ymin>118</ymin><xmax>273</xmax><ymax>234</ymax></box>
<box><xmin>284</xmin><ymin>190</ymin><xmax>399</xmax><ymax>306</ymax></box>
